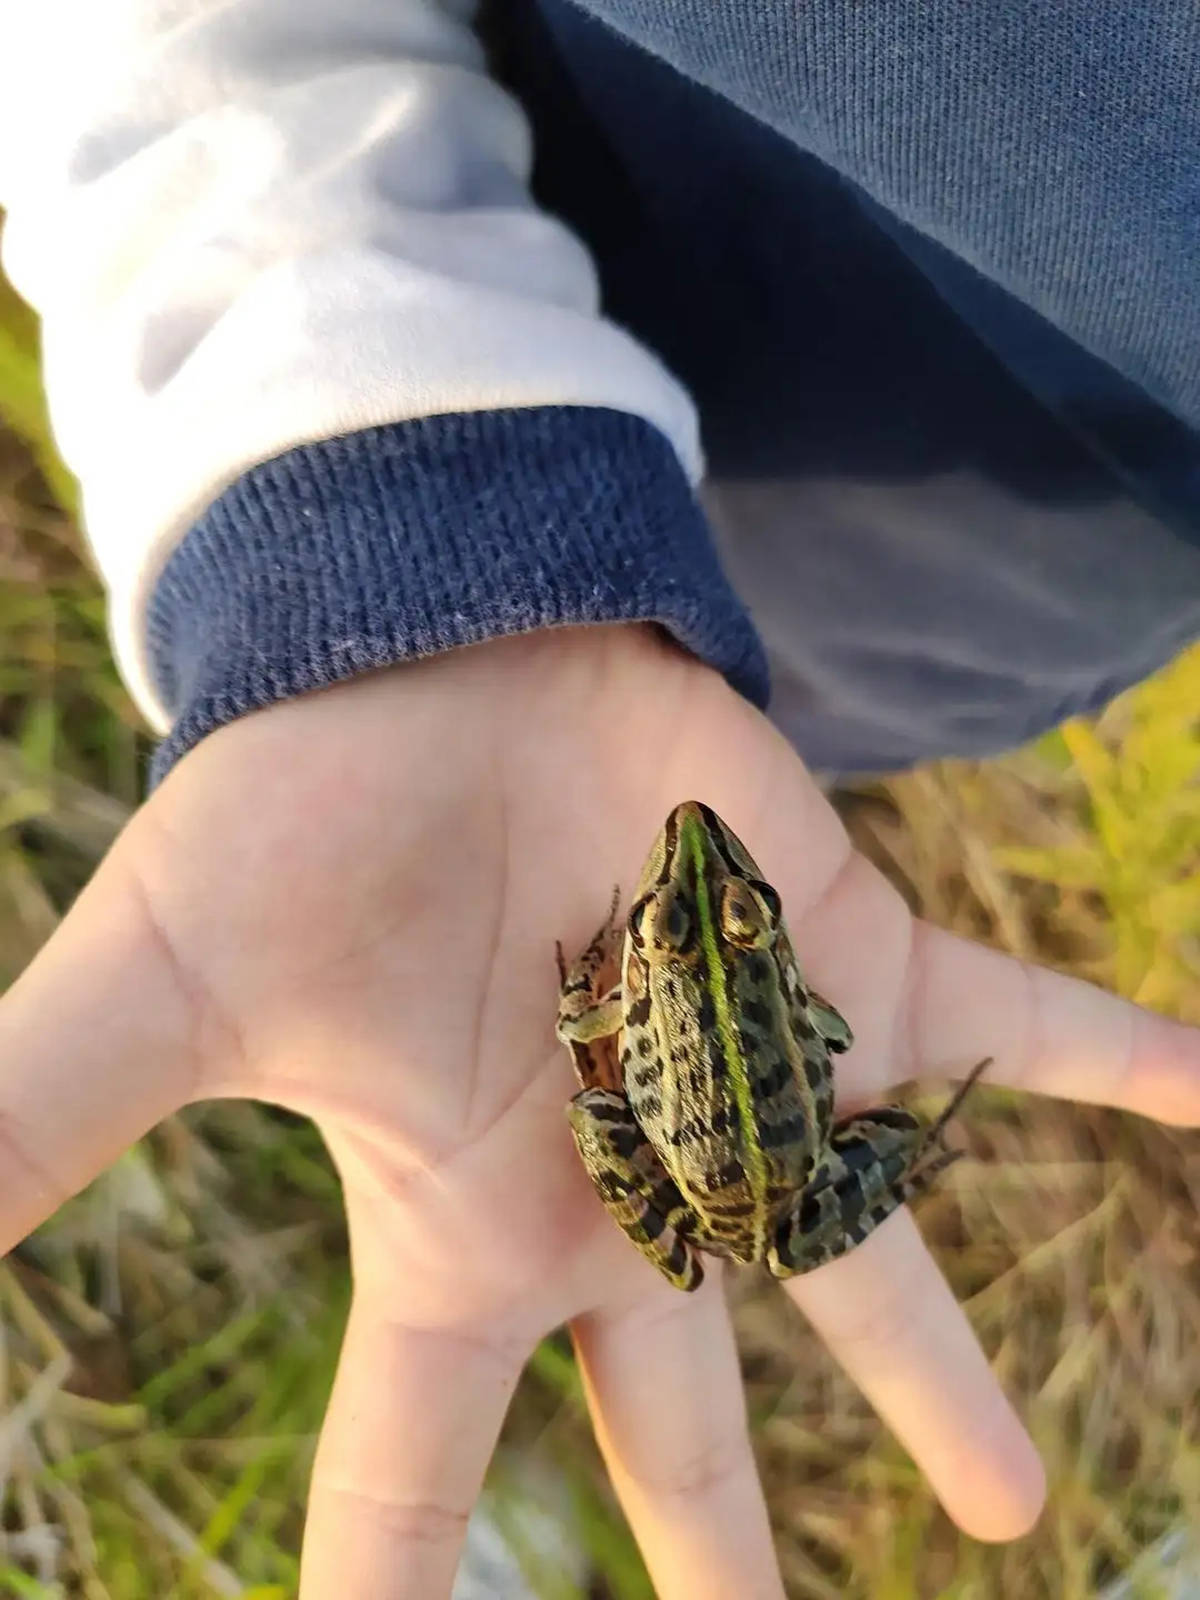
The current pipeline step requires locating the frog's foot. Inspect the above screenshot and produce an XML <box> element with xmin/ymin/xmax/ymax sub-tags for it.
<box><xmin>766</xmin><ymin>1058</ymin><xmax>991</xmax><ymax>1278</ymax></box>
<box><xmin>567</xmin><ymin>1088</ymin><xmax>704</xmax><ymax>1292</ymax></box>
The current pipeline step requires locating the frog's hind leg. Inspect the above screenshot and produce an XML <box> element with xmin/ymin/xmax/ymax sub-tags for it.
<box><xmin>767</xmin><ymin>1058</ymin><xmax>991</xmax><ymax>1279</ymax></box>
<box><xmin>767</xmin><ymin>1111</ymin><xmax>953</xmax><ymax>1277</ymax></box>
<box><xmin>568</xmin><ymin>1088</ymin><xmax>704</xmax><ymax>1292</ymax></box>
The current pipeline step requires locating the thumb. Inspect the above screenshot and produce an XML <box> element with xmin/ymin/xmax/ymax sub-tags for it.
<box><xmin>0</xmin><ymin>836</ymin><xmax>199</xmax><ymax>1248</ymax></box>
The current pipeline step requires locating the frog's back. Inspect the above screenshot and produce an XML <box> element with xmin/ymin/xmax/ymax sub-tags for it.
<box><xmin>618</xmin><ymin>800</ymin><xmax>837</xmax><ymax>1261</ymax></box>
<box><xmin>624</xmin><ymin>948</ymin><xmax>821</xmax><ymax>1261</ymax></box>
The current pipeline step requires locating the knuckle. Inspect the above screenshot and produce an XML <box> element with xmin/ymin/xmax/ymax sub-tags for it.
<box><xmin>316</xmin><ymin>1482</ymin><xmax>469</xmax><ymax>1547</ymax></box>
<box><xmin>628</xmin><ymin>1429</ymin><xmax>752</xmax><ymax>1501</ymax></box>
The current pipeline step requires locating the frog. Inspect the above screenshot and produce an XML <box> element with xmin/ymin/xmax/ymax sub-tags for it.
<box><xmin>556</xmin><ymin>800</ymin><xmax>989</xmax><ymax>1291</ymax></box>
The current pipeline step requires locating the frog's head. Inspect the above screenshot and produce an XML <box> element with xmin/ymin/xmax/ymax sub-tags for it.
<box><xmin>627</xmin><ymin>800</ymin><xmax>784</xmax><ymax>970</ymax></box>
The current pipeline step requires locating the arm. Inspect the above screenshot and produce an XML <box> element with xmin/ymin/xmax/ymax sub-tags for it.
<box><xmin>0</xmin><ymin>0</ymin><xmax>764</xmax><ymax>774</ymax></box>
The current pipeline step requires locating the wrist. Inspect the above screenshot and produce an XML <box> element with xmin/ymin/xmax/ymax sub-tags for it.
<box><xmin>145</xmin><ymin>409</ymin><xmax>767</xmax><ymax>786</ymax></box>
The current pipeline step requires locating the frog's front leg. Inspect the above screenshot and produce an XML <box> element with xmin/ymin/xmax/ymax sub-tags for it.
<box><xmin>556</xmin><ymin>888</ymin><xmax>624</xmax><ymax>1092</ymax></box>
<box><xmin>568</xmin><ymin>1088</ymin><xmax>705</xmax><ymax>1292</ymax></box>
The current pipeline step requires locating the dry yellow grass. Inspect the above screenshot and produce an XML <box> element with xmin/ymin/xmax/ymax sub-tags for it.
<box><xmin>765</xmin><ymin>708</ymin><xmax>1200</xmax><ymax>1598</ymax></box>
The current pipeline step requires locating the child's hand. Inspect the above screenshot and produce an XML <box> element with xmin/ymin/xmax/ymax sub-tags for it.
<box><xmin>3</xmin><ymin>624</ymin><xmax>1197</xmax><ymax>1598</ymax></box>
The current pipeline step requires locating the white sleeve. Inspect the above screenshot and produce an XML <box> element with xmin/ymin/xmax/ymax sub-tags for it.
<box><xmin>0</xmin><ymin>0</ymin><xmax>702</xmax><ymax>725</ymax></box>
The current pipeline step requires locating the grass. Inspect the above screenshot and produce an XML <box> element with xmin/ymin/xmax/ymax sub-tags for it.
<box><xmin>1</xmin><ymin>267</ymin><xmax>1199</xmax><ymax>1598</ymax></box>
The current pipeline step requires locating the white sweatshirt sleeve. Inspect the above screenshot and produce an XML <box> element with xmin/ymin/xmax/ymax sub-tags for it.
<box><xmin>0</xmin><ymin>0</ymin><xmax>703</xmax><ymax>727</ymax></box>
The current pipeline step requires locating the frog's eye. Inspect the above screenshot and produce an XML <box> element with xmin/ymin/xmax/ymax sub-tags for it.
<box><xmin>627</xmin><ymin>892</ymin><xmax>654</xmax><ymax>950</ymax></box>
<box><xmin>628</xmin><ymin>886</ymin><xmax>692</xmax><ymax>953</ymax></box>
<box><xmin>720</xmin><ymin>878</ymin><xmax>782</xmax><ymax>948</ymax></box>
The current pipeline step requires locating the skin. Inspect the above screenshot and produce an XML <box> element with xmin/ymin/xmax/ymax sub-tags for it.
<box><xmin>5</xmin><ymin>622</ymin><xmax>1200</xmax><ymax>1598</ymax></box>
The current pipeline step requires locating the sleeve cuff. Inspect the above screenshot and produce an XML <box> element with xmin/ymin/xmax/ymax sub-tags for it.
<box><xmin>146</xmin><ymin>405</ymin><xmax>768</xmax><ymax>782</ymax></box>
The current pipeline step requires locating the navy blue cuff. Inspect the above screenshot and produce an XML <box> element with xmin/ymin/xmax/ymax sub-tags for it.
<box><xmin>147</xmin><ymin>405</ymin><xmax>768</xmax><ymax>781</ymax></box>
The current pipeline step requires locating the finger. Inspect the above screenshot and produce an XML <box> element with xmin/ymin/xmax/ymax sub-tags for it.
<box><xmin>903</xmin><ymin>920</ymin><xmax>1200</xmax><ymax>1123</ymax></box>
<box><xmin>780</xmin><ymin>844</ymin><xmax>1200</xmax><ymax>1123</ymax></box>
<box><xmin>573</xmin><ymin>1274</ymin><xmax>785</xmax><ymax>1600</ymax></box>
<box><xmin>0</xmin><ymin>839</ymin><xmax>199</xmax><ymax>1247</ymax></box>
<box><xmin>786</xmin><ymin>1207</ymin><xmax>1045</xmax><ymax>1541</ymax></box>
<box><xmin>300</xmin><ymin>1296</ymin><xmax>524</xmax><ymax>1600</ymax></box>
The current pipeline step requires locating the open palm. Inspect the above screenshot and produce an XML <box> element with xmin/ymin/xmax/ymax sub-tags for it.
<box><xmin>4</xmin><ymin>624</ymin><xmax>1197</xmax><ymax>1599</ymax></box>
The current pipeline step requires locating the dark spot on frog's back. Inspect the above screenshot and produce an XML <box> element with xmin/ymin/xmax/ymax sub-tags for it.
<box><xmin>760</xmin><ymin>1113</ymin><xmax>810</xmax><ymax>1150</ymax></box>
<box><xmin>753</xmin><ymin>1058</ymin><xmax>793</xmax><ymax>1100</ymax></box>
<box><xmin>741</xmin><ymin>997</ymin><xmax>772</xmax><ymax>1032</ymax></box>
<box><xmin>666</xmin><ymin>1107</ymin><xmax>731</xmax><ymax>1145</ymax></box>
<box><xmin>802</xmin><ymin>1053</ymin><xmax>826</xmax><ymax>1091</ymax></box>
<box><xmin>701</xmin><ymin>1157</ymin><xmax>745</xmax><ymax>1192</ymax></box>
<box><xmin>749</xmin><ymin>953</ymin><xmax>772</xmax><ymax>986</ymax></box>
<box><xmin>696</xmin><ymin>992</ymin><xmax>717</xmax><ymax>1033</ymax></box>
<box><xmin>627</xmin><ymin>994</ymin><xmax>652</xmax><ymax>1028</ymax></box>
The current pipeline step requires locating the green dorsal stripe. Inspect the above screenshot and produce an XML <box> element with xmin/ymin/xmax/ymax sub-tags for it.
<box><xmin>683</xmin><ymin>815</ymin><xmax>770</xmax><ymax>1243</ymax></box>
